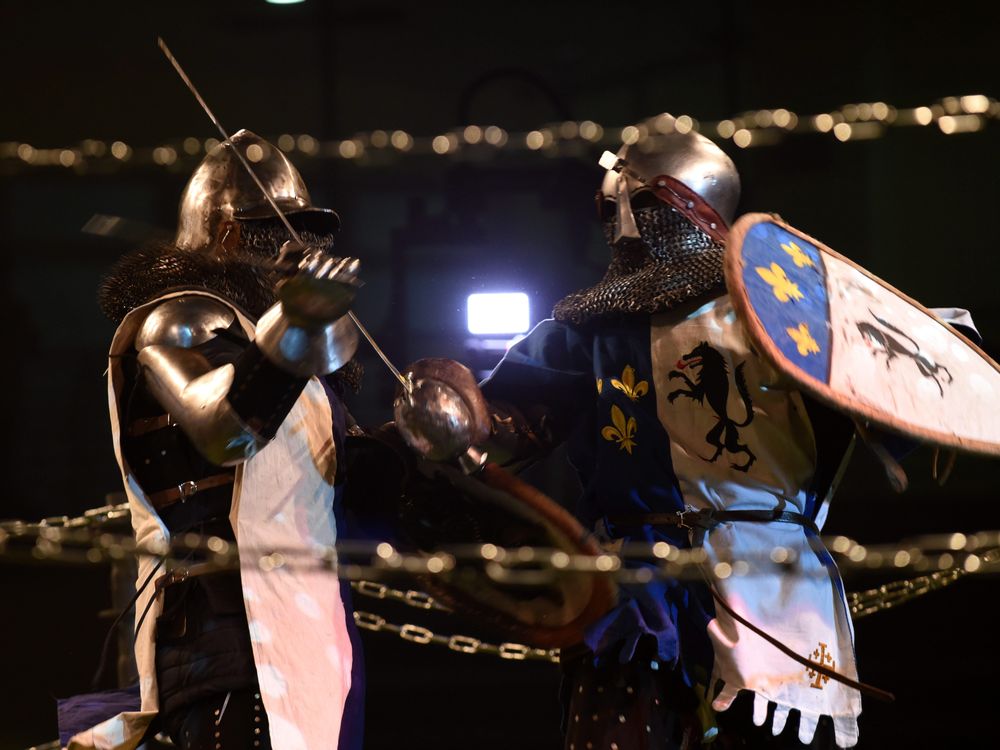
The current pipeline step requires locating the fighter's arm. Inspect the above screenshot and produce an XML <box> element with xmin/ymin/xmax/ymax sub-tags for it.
<box><xmin>136</xmin><ymin>250</ymin><xmax>360</xmax><ymax>466</ymax></box>
<box><xmin>393</xmin><ymin>319</ymin><xmax>594</xmax><ymax>471</ymax></box>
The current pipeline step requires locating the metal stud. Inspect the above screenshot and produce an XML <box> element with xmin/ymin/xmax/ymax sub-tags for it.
<box><xmin>592</xmin><ymin>713</ymin><xmax>599</xmax><ymax>721</ymax></box>
<box><xmin>626</xmin><ymin>686</ymin><xmax>634</xmax><ymax>695</ymax></box>
<box><xmin>618</xmin><ymin>714</ymin><xmax>626</xmax><ymax>724</ymax></box>
<box><xmin>611</xmin><ymin>744</ymin><xmax>619</xmax><ymax>750</ymax></box>
<box><xmin>710</xmin><ymin>222</ymin><xmax>717</xmax><ymax>229</ymax></box>
<box><xmin>686</xmin><ymin>200</ymin><xmax>695</xmax><ymax>209</ymax></box>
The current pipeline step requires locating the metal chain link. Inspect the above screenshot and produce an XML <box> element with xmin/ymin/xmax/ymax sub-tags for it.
<box><xmin>351</xmin><ymin>579</ymin><xmax>451</xmax><ymax>612</ymax></box>
<box><xmin>848</xmin><ymin>547</ymin><xmax>1000</xmax><ymax>619</ymax></box>
<box><xmin>353</xmin><ymin>609</ymin><xmax>560</xmax><ymax>663</ymax></box>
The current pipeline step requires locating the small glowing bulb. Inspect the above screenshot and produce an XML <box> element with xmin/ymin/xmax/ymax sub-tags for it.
<box><xmin>813</xmin><ymin>114</ymin><xmax>835</xmax><ymax>132</ymax></box>
<box><xmin>675</xmin><ymin>115</ymin><xmax>695</xmax><ymax>133</ymax></box>
<box><xmin>525</xmin><ymin>130</ymin><xmax>545</xmax><ymax>150</ymax></box>
<box><xmin>391</xmin><ymin>130</ymin><xmax>413</xmax><ymax>150</ymax></box>
<box><xmin>183</xmin><ymin>137</ymin><xmax>201</xmax><ymax>155</ymax></box>
<box><xmin>463</xmin><ymin>125</ymin><xmax>483</xmax><ymax>144</ymax></box>
<box><xmin>277</xmin><ymin>134</ymin><xmax>296</xmax><ymax>151</ymax></box>
<box><xmin>716</xmin><ymin>120</ymin><xmax>736</xmax><ymax>138</ymax></box>
<box><xmin>111</xmin><ymin>141</ymin><xmax>130</xmax><ymax>160</ymax></box>
<box><xmin>432</xmin><ymin>135</ymin><xmax>451</xmax><ymax>154</ymax></box>
<box><xmin>370</xmin><ymin>130</ymin><xmax>389</xmax><ymax>148</ymax></box>
<box><xmin>620</xmin><ymin>125</ymin><xmax>640</xmax><ymax>145</ymax></box>
<box><xmin>339</xmin><ymin>140</ymin><xmax>359</xmax><ymax>158</ymax></box>
<box><xmin>733</xmin><ymin>129</ymin><xmax>752</xmax><ymax>148</ymax></box>
<box><xmin>833</xmin><ymin>122</ymin><xmax>853</xmax><ymax>141</ymax></box>
<box><xmin>914</xmin><ymin>107</ymin><xmax>934</xmax><ymax>126</ymax></box>
<box><xmin>579</xmin><ymin>121</ymin><xmax>601</xmax><ymax>141</ymax></box>
<box><xmin>246</xmin><ymin>143</ymin><xmax>264</xmax><ymax>162</ymax></box>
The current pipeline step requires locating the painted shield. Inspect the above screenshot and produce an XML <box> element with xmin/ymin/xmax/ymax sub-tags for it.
<box><xmin>725</xmin><ymin>212</ymin><xmax>1000</xmax><ymax>456</ymax></box>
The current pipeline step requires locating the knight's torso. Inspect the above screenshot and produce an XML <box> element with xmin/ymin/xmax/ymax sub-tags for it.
<box><xmin>483</xmin><ymin>291</ymin><xmax>862</xmax><ymax>746</ymax></box>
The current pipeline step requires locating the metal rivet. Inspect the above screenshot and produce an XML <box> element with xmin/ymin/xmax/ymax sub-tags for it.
<box><xmin>686</xmin><ymin>200</ymin><xmax>694</xmax><ymax>208</ymax></box>
<box><xmin>213</xmin><ymin>709</ymin><xmax>220</xmax><ymax>716</ymax></box>
<box><xmin>255</xmin><ymin>728</ymin><xmax>261</xmax><ymax>735</ymax></box>
<box><xmin>144</xmin><ymin>459</ymin><xmax>151</xmax><ymax>465</ymax></box>
<box><xmin>254</xmin><ymin>693</ymin><xmax>261</xmax><ymax>700</ymax></box>
<box><xmin>254</xmin><ymin>716</ymin><xmax>261</xmax><ymax>723</ymax></box>
<box><xmin>646</xmin><ymin>724</ymin><xmax>652</xmax><ymax>733</ymax></box>
<box><xmin>710</xmin><ymin>222</ymin><xmax>717</xmax><ymax>229</ymax></box>
<box><xmin>160</xmin><ymin>450</ymin><xmax>167</xmax><ymax>456</ymax></box>
<box><xmin>618</xmin><ymin>714</ymin><xmax>626</xmax><ymax>724</ymax></box>
<box><xmin>592</xmin><ymin>713</ymin><xmax>599</xmax><ymax>721</ymax></box>
<box><xmin>611</xmin><ymin>744</ymin><xmax>619</xmax><ymax>750</ymax></box>
<box><xmin>574</xmin><ymin>714</ymin><xmax>580</xmax><ymax>723</ymax></box>
<box><xmin>650</xmin><ymin>661</ymin><xmax>659</xmax><ymax>671</ymax></box>
<box><xmin>656</xmin><ymin>180</ymin><xmax>666</xmax><ymax>187</ymax></box>
<box><xmin>586</xmin><ymin>743</ymin><xmax>593</xmax><ymax>750</ymax></box>
<box><xmin>654</xmin><ymin>697</ymin><xmax>660</xmax><ymax>705</ymax></box>
<box><xmin>578</xmin><ymin>685</ymin><xmax>584</xmax><ymax>693</ymax></box>
<box><xmin>626</xmin><ymin>686</ymin><xmax>634</xmax><ymax>695</ymax></box>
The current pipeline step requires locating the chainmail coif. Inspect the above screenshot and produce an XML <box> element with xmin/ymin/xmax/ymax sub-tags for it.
<box><xmin>553</xmin><ymin>204</ymin><xmax>726</xmax><ymax>324</ymax></box>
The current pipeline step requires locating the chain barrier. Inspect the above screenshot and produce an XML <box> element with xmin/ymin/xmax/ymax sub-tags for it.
<box><xmin>352</xmin><ymin>609</ymin><xmax>559</xmax><ymax>663</ymax></box>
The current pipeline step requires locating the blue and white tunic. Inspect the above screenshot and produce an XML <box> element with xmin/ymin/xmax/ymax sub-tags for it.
<box><xmin>482</xmin><ymin>293</ymin><xmax>861</xmax><ymax>748</ymax></box>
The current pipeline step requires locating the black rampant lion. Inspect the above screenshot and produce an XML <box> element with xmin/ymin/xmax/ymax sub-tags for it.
<box><xmin>667</xmin><ymin>341</ymin><xmax>757</xmax><ymax>471</ymax></box>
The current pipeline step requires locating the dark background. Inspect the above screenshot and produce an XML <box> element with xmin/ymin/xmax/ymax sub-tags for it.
<box><xmin>1</xmin><ymin>0</ymin><xmax>998</xmax><ymax>747</ymax></box>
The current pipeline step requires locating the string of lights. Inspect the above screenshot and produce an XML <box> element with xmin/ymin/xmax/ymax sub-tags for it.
<box><xmin>1</xmin><ymin>94</ymin><xmax>995</xmax><ymax>173</ymax></box>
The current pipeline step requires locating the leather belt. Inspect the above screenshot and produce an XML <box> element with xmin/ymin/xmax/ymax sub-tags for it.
<box><xmin>146</xmin><ymin>473</ymin><xmax>235</xmax><ymax>510</ymax></box>
<box><xmin>605</xmin><ymin>506</ymin><xmax>819</xmax><ymax>535</ymax></box>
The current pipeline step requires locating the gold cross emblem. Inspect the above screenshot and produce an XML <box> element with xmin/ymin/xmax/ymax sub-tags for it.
<box><xmin>806</xmin><ymin>642</ymin><xmax>836</xmax><ymax>689</ymax></box>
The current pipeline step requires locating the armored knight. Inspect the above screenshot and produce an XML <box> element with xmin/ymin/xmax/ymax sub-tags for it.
<box><xmin>393</xmin><ymin>116</ymin><xmax>980</xmax><ymax>749</ymax></box>
<box><xmin>69</xmin><ymin>130</ymin><xmax>365</xmax><ymax>750</ymax></box>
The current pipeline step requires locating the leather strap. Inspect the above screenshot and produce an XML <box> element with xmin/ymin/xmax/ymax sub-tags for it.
<box><xmin>606</xmin><ymin>507</ymin><xmax>819</xmax><ymax>535</ymax></box>
<box><xmin>146</xmin><ymin>473</ymin><xmax>235</xmax><ymax>510</ymax></box>
<box><xmin>154</xmin><ymin>562</ymin><xmax>226</xmax><ymax>593</ymax></box>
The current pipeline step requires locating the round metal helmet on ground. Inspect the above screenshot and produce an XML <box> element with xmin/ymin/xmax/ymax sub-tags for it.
<box><xmin>601</xmin><ymin>115</ymin><xmax>740</xmax><ymax>226</ymax></box>
<box><xmin>175</xmin><ymin>129</ymin><xmax>340</xmax><ymax>253</ymax></box>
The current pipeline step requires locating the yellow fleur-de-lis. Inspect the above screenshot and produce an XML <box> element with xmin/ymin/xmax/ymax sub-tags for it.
<box><xmin>610</xmin><ymin>365</ymin><xmax>649</xmax><ymax>401</ymax></box>
<box><xmin>601</xmin><ymin>405</ymin><xmax>637</xmax><ymax>454</ymax></box>
<box><xmin>781</xmin><ymin>240</ymin><xmax>814</xmax><ymax>269</ymax></box>
<box><xmin>787</xmin><ymin>322</ymin><xmax>821</xmax><ymax>356</ymax></box>
<box><xmin>756</xmin><ymin>262</ymin><xmax>805</xmax><ymax>303</ymax></box>
<box><xmin>596</xmin><ymin>378</ymin><xmax>603</xmax><ymax>394</ymax></box>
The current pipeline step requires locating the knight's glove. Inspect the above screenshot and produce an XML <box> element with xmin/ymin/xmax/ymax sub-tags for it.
<box><xmin>393</xmin><ymin>358</ymin><xmax>492</xmax><ymax>473</ymax></box>
<box><xmin>254</xmin><ymin>241</ymin><xmax>361</xmax><ymax>377</ymax></box>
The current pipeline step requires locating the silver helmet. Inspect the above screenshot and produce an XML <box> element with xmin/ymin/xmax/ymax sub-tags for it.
<box><xmin>175</xmin><ymin>129</ymin><xmax>340</xmax><ymax>254</ymax></box>
<box><xmin>600</xmin><ymin>115</ymin><xmax>740</xmax><ymax>241</ymax></box>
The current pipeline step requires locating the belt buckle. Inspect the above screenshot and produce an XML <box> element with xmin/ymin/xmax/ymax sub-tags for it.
<box><xmin>177</xmin><ymin>480</ymin><xmax>198</xmax><ymax>501</ymax></box>
<box><xmin>675</xmin><ymin>504</ymin><xmax>699</xmax><ymax>530</ymax></box>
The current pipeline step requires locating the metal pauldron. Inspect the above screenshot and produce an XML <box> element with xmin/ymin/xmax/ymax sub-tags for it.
<box><xmin>134</xmin><ymin>297</ymin><xmax>236</xmax><ymax>350</ymax></box>
<box><xmin>254</xmin><ymin>304</ymin><xmax>359</xmax><ymax>377</ymax></box>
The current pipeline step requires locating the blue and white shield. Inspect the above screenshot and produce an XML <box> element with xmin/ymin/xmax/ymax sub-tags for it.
<box><xmin>724</xmin><ymin>213</ymin><xmax>1000</xmax><ymax>456</ymax></box>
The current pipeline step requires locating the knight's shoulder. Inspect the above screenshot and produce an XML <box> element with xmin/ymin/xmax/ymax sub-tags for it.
<box><xmin>134</xmin><ymin>296</ymin><xmax>236</xmax><ymax>351</ymax></box>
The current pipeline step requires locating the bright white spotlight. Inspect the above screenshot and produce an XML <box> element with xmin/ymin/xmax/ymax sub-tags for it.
<box><xmin>467</xmin><ymin>292</ymin><xmax>530</xmax><ymax>335</ymax></box>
